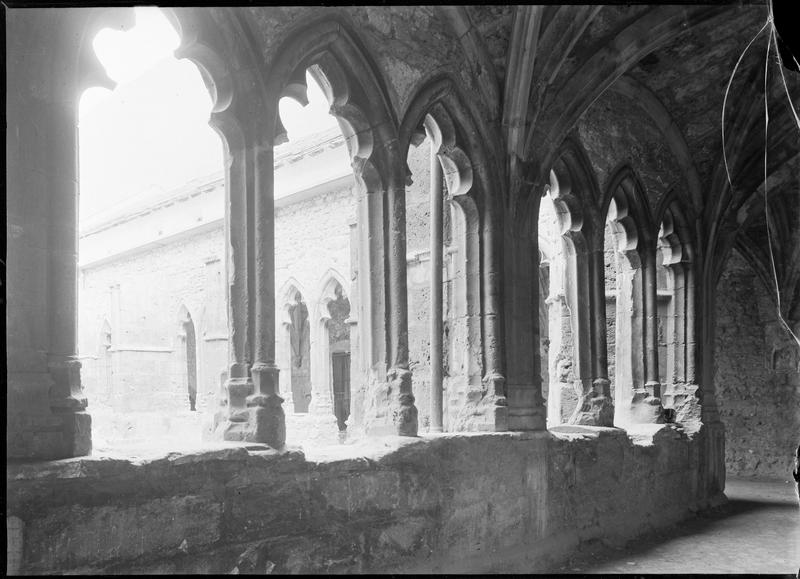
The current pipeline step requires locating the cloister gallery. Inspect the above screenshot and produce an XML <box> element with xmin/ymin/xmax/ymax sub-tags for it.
<box><xmin>6</xmin><ymin>4</ymin><xmax>799</xmax><ymax>575</ymax></box>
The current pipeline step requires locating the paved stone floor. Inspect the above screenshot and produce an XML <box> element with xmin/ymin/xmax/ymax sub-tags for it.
<box><xmin>551</xmin><ymin>477</ymin><xmax>800</xmax><ymax>575</ymax></box>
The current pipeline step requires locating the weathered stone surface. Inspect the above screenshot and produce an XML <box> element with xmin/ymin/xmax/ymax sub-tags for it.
<box><xmin>715</xmin><ymin>251</ymin><xmax>800</xmax><ymax>479</ymax></box>
<box><xmin>23</xmin><ymin>495</ymin><xmax>222</xmax><ymax>572</ymax></box>
<box><xmin>7</xmin><ymin>428</ymin><xmax>717</xmax><ymax>574</ymax></box>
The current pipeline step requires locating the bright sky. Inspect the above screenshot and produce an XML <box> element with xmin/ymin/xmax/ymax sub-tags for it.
<box><xmin>79</xmin><ymin>6</ymin><xmax>340</xmax><ymax>220</ymax></box>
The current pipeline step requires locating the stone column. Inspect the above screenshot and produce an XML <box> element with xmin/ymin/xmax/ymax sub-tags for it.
<box><xmin>226</xmin><ymin>140</ymin><xmax>285</xmax><ymax>447</ymax></box>
<box><xmin>504</xmin><ymin>221</ymin><xmax>545</xmax><ymax>431</ymax></box>
<box><xmin>356</xmin><ymin>184</ymin><xmax>391</xmax><ymax>436</ymax></box>
<box><xmin>669</xmin><ymin>264</ymin><xmax>685</xmax><ymax>385</ymax></box>
<box><xmin>309</xmin><ymin>319</ymin><xmax>335</xmax><ymax>417</ymax></box>
<box><xmin>614</xmin><ymin>252</ymin><xmax>661</xmax><ymax>426</ymax></box>
<box><xmin>386</xmin><ymin>177</ymin><xmax>418</xmax><ymax>436</ymax></box>
<box><xmin>616</xmin><ymin>243</ymin><xmax>663</xmax><ymax>425</ymax></box>
<box><xmin>565</xmin><ymin>238</ymin><xmax>598</xmax><ymax>425</ymax></box>
<box><xmin>249</xmin><ymin>142</ymin><xmax>285</xmax><ymax>445</ymax></box>
<box><xmin>219</xmin><ymin>124</ymin><xmax>257</xmax><ymax>439</ymax></box>
<box><xmin>642</xmin><ymin>242</ymin><xmax>663</xmax><ymax>406</ymax></box>
<box><xmin>685</xmin><ymin>263</ymin><xmax>697</xmax><ymax>386</ymax></box>
<box><xmin>674</xmin><ymin>260</ymin><xmax>703</xmax><ymax>423</ymax></box>
<box><xmin>47</xmin><ymin>99</ymin><xmax>92</xmax><ymax>457</ymax></box>
<box><xmin>480</xmin><ymin>189</ymin><xmax>511</xmax><ymax>431</ymax></box>
<box><xmin>429</xmin><ymin>145</ymin><xmax>444</xmax><ymax>433</ymax></box>
<box><xmin>580</xmin><ymin>246</ymin><xmax>614</xmax><ymax>425</ymax></box>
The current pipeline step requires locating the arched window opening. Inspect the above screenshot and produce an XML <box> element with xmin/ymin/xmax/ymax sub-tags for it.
<box><xmin>656</xmin><ymin>205</ymin><xmax>695</xmax><ymax>417</ymax></box>
<box><xmin>275</xmin><ymin>68</ymin><xmax>357</xmax><ymax>446</ymax></box>
<box><xmin>604</xmin><ymin>177</ymin><xmax>663</xmax><ymax>426</ymax></box>
<box><xmin>77</xmin><ymin>7</ymin><xmax>225</xmax><ymax>451</ymax></box>
<box><xmin>605</xmin><ymin>194</ymin><xmax>645</xmax><ymax>427</ymax></box>
<box><xmin>405</xmin><ymin>112</ymin><xmax>477</xmax><ymax>433</ymax></box>
<box><xmin>538</xmin><ymin>188</ymin><xmax>576</xmax><ymax>427</ymax></box>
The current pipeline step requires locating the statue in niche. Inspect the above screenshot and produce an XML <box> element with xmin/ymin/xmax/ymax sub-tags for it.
<box><xmin>287</xmin><ymin>291</ymin><xmax>312</xmax><ymax>412</ymax></box>
<box><xmin>288</xmin><ymin>292</ymin><xmax>308</xmax><ymax>368</ymax></box>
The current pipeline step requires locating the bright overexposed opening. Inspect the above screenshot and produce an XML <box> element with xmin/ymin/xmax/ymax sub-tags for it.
<box><xmin>78</xmin><ymin>7</ymin><xmax>226</xmax><ymax>454</ymax></box>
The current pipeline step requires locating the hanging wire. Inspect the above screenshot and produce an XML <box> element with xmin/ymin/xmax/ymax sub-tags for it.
<box><xmin>764</xmin><ymin>1</ymin><xmax>800</xmax><ymax>348</ymax></box>
<box><xmin>721</xmin><ymin>19</ymin><xmax>770</xmax><ymax>188</ymax></box>
<box><xmin>721</xmin><ymin>0</ymin><xmax>800</xmax><ymax>348</ymax></box>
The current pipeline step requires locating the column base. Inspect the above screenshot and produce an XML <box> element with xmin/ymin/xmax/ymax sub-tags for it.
<box><xmin>629</xmin><ymin>389</ymin><xmax>665</xmax><ymax>424</ymax></box>
<box><xmin>699</xmin><ymin>419</ymin><xmax>726</xmax><ymax>500</ymax></box>
<box><xmin>450</xmin><ymin>373</ymin><xmax>508</xmax><ymax>432</ymax></box>
<box><xmin>220</xmin><ymin>368</ymin><xmax>286</xmax><ymax>448</ymax></box>
<box><xmin>389</xmin><ymin>367</ymin><xmax>418</xmax><ymax>437</ymax></box>
<box><xmin>48</xmin><ymin>358</ymin><xmax>92</xmax><ymax>458</ymax></box>
<box><xmin>362</xmin><ymin>371</ymin><xmax>393</xmax><ymax>436</ymax></box>
<box><xmin>223</xmin><ymin>405</ymin><xmax>285</xmax><ymax>447</ymax></box>
<box><xmin>663</xmin><ymin>382</ymin><xmax>702</xmax><ymax>424</ymax></box>
<box><xmin>54</xmin><ymin>410</ymin><xmax>93</xmax><ymax>458</ymax></box>
<box><xmin>569</xmin><ymin>394</ymin><xmax>614</xmax><ymax>427</ymax></box>
<box><xmin>506</xmin><ymin>379</ymin><xmax>547</xmax><ymax>431</ymax></box>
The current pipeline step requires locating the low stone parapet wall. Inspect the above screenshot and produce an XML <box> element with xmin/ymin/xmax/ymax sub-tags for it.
<box><xmin>6</xmin><ymin>424</ymin><xmax>723</xmax><ymax>574</ymax></box>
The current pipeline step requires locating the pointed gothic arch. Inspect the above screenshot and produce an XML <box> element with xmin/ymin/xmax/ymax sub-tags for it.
<box><xmin>264</xmin><ymin>18</ymin><xmax>415</xmax><ymax>436</ymax></box>
<box><xmin>545</xmin><ymin>138</ymin><xmax>614</xmax><ymax>427</ymax></box>
<box><xmin>655</xmin><ymin>195</ymin><xmax>700</xmax><ymax>421</ymax></box>
<box><xmin>399</xmin><ymin>75</ymin><xmax>505</xmax><ymax>432</ymax></box>
<box><xmin>310</xmin><ymin>272</ymin><xmax>353</xmax><ymax>431</ymax></box>
<box><xmin>603</xmin><ymin>166</ymin><xmax>664</xmax><ymax>425</ymax></box>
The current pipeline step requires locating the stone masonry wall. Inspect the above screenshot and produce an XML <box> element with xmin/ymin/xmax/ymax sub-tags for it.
<box><xmin>79</xmin><ymin>227</ymin><xmax>228</xmax><ymax>417</ymax></box>
<box><xmin>715</xmin><ymin>250</ymin><xmax>800</xmax><ymax>479</ymax></box>
<box><xmin>6</xmin><ymin>425</ymin><xmax>719</xmax><ymax>575</ymax></box>
<box><xmin>78</xmin><ymin>176</ymin><xmax>359</xmax><ymax>444</ymax></box>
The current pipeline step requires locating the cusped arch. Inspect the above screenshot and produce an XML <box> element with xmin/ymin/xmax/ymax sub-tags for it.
<box><xmin>278</xmin><ymin>278</ymin><xmax>308</xmax><ymax>327</ymax></box>
<box><xmin>177</xmin><ymin>303</ymin><xmax>193</xmax><ymax>325</ymax></box>
<box><xmin>400</xmin><ymin>75</ymin><xmax>499</xmax><ymax>209</ymax></box>
<box><xmin>264</xmin><ymin>18</ymin><xmax>401</xmax><ymax>194</ymax></box>
<box><xmin>163</xmin><ymin>8</ymin><xmax>260</xmax><ymax>156</ymax></box>
<box><xmin>656</xmin><ymin>193</ymin><xmax>695</xmax><ymax>267</ymax></box>
<box><xmin>399</xmin><ymin>75</ymin><xmax>498</xmax><ymax>307</ymax></box>
<box><xmin>399</xmin><ymin>74</ymin><xmax>499</xmax><ymax>261</ymax></box>
<box><xmin>544</xmin><ymin>137</ymin><xmax>602</xmax><ymax>253</ymax></box>
<box><xmin>315</xmin><ymin>269</ymin><xmax>350</xmax><ymax>322</ymax></box>
<box><xmin>603</xmin><ymin>166</ymin><xmax>657</xmax><ymax>264</ymax></box>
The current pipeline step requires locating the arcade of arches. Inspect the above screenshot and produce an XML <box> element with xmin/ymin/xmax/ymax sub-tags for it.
<box><xmin>6</xmin><ymin>5</ymin><xmax>799</xmax><ymax>575</ymax></box>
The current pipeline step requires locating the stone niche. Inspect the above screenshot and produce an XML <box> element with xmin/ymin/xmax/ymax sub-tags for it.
<box><xmin>6</xmin><ymin>424</ymin><xmax>720</xmax><ymax>575</ymax></box>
